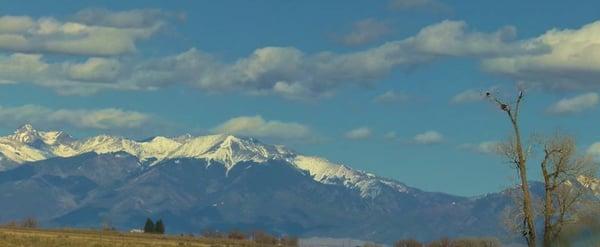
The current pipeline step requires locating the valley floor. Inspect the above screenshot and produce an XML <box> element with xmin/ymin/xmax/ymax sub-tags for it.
<box><xmin>0</xmin><ymin>227</ymin><xmax>258</xmax><ymax>247</ymax></box>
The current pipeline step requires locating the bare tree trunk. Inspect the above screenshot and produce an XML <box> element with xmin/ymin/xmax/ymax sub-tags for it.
<box><xmin>510</xmin><ymin>117</ymin><xmax>537</xmax><ymax>247</ymax></box>
<box><xmin>489</xmin><ymin>91</ymin><xmax>536</xmax><ymax>247</ymax></box>
<box><xmin>541</xmin><ymin>153</ymin><xmax>553</xmax><ymax>247</ymax></box>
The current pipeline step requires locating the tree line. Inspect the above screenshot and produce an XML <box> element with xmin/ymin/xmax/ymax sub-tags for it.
<box><xmin>143</xmin><ymin>218</ymin><xmax>165</xmax><ymax>234</ymax></box>
<box><xmin>139</xmin><ymin>218</ymin><xmax>299</xmax><ymax>246</ymax></box>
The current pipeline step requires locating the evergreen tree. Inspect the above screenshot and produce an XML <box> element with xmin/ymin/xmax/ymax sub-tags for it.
<box><xmin>154</xmin><ymin>219</ymin><xmax>165</xmax><ymax>234</ymax></box>
<box><xmin>143</xmin><ymin>218</ymin><xmax>155</xmax><ymax>233</ymax></box>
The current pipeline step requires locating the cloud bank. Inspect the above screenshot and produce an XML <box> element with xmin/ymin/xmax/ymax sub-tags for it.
<box><xmin>483</xmin><ymin>21</ymin><xmax>600</xmax><ymax>91</ymax></box>
<box><xmin>1</xmin><ymin>8</ymin><xmax>598</xmax><ymax>101</ymax></box>
<box><xmin>0</xmin><ymin>10</ymin><xmax>165</xmax><ymax>56</ymax></box>
<box><xmin>546</xmin><ymin>92</ymin><xmax>599</xmax><ymax>115</ymax></box>
<box><xmin>0</xmin><ymin>14</ymin><xmax>539</xmax><ymax>99</ymax></box>
<box><xmin>212</xmin><ymin>115</ymin><xmax>313</xmax><ymax>141</ymax></box>
<box><xmin>0</xmin><ymin>104</ymin><xmax>155</xmax><ymax>130</ymax></box>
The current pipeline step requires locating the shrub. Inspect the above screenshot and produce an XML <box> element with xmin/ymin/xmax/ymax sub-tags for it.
<box><xmin>450</xmin><ymin>238</ymin><xmax>500</xmax><ymax>247</ymax></box>
<box><xmin>395</xmin><ymin>239</ymin><xmax>423</xmax><ymax>247</ymax></box>
<box><xmin>426</xmin><ymin>237</ymin><xmax>500</xmax><ymax>247</ymax></box>
<box><xmin>201</xmin><ymin>229</ymin><xmax>225</xmax><ymax>239</ymax></box>
<box><xmin>280</xmin><ymin>235</ymin><xmax>299</xmax><ymax>247</ymax></box>
<box><xmin>2</xmin><ymin>221</ymin><xmax>17</xmax><ymax>227</ymax></box>
<box><xmin>227</xmin><ymin>229</ymin><xmax>246</xmax><ymax>240</ymax></box>
<box><xmin>252</xmin><ymin>230</ymin><xmax>278</xmax><ymax>245</ymax></box>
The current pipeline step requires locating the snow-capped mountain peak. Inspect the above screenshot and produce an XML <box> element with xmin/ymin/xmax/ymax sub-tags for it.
<box><xmin>8</xmin><ymin>124</ymin><xmax>73</xmax><ymax>146</ymax></box>
<box><xmin>10</xmin><ymin>124</ymin><xmax>41</xmax><ymax>144</ymax></box>
<box><xmin>0</xmin><ymin>127</ymin><xmax>292</xmax><ymax>168</ymax></box>
<box><xmin>169</xmin><ymin>134</ymin><xmax>293</xmax><ymax>169</ymax></box>
<box><xmin>0</xmin><ymin>125</ymin><xmax>410</xmax><ymax>198</ymax></box>
<box><xmin>39</xmin><ymin>131</ymin><xmax>73</xmax><ymax>145</ymax></box>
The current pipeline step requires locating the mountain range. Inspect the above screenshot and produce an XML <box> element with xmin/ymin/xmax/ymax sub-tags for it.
<box><xmin>0</xmin><ymin>124</ymin><xmax>597</xmax><ymax>243</ymax></box>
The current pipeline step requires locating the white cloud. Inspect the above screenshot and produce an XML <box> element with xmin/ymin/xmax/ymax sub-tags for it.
<box><xmin>413</xmin><ymin>130</ymin><xmax>444</xmax><ymax>144</ymax></box>
<box><xmin>73</xmin><ymin>8</ymin><xmax>176</xmax><ymax>28</ymax></box>
<box><xmin>483</xmin><ymin>21</ymin><xmax>600</xmax><ymax>91</ymax></box>
<box><xmin>373</xmin><ymin>90</ymin><xmax>409</xmax><ymax>104</ymax></box>
<box><xmin>5</xmin><ymin>10</ymin><xmax>600</xmax><ymax>100</ymax></box>
<box><xmin>451</xmin><ymin>89</ymin><xmax>485</xmax><ymax>104</ymax></box>
<box><xmin>384</xmin><ymin>131</ymin><xmax>398</xmax><ymax>140</ymax></box>
<box><xmin>0</xmin><ymin>9</ymin><xmax>168</xmax><ymax>56</ymax></box>
<box><xmin>0</xmin><ymin>18</ymin><xmax>541</xmax><ymax>99</ymax></box>
<box><xmin>0</xmin><ymin>14</ymin><xmax>552</xmax><ymax>100</ymax></box>
<box><xmin>0</xmin><ymin>105</ymin><xmax>155</xmax><ymax>130</ymax></box>
<box><xmin>587</xmin><ymin>143</ymin><xmax>600</xmax><ymax>160</ymax></box>
<box><xmin>67</xmin><ymin>57</ymin><xmax>121</xmax><ymax>81</ymax></box>
<box><xmin>338</xmin><ymin>18</ymin><xmax>390</xmax><ymax>46</ymax></box>
<box><xmin>344</xmin><ymin>127</ymin><xmax>372</xmax><ymax>140</ymax></box>
<box><xmin>0</xmin><ymin>79</ymin><xmax>16</xmax><ymax>84</ymax></box>
<box><xmin>0</xmin><ymin>16</ymin><xmax>35</xmax><ymax>33</ymax></box>
<box><xmin>0</xmin><ymin>53</ymin><xmax>132</xmax><ymax>95</ymax></box>
<box><xmin>547</xmin><ymin>92</ymin><xmax>599</xmax><ymax>115</ymax></box>
<box><xmin>407</xmin><ymin>20</ymin><xmax>531</xmax><ymax>58</ymax></box>
<box><xmin>117</xmin><ymin>20</ymin><xmax>529</xmax><ymax>99</ymax></box>
<box><xmin>0</xmin><ymin>53</ymin><xmax>48</xmax><ymax>77</ymax></box>
<box><xmin>212</xmin><ymin>115</ymin><xmax>313</xmax><ymax>141</ymax></box>
<box><xmin>460</xmin><ymin>141</ymin><xmax>501</xmax><ymax>155</ymax></box>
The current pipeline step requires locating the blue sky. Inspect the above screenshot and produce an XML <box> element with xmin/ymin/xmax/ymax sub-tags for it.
<box><xmin>1</xmin><ymin>0</ymin><xmax>599</xmax><ymax>196</ymax></box>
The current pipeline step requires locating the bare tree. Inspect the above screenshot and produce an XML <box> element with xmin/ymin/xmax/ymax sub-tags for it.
<box><xmin>19</xmin><ymin>217</ymin><xmax>38</xmax><ymax>228</ymax></box>
<box><xmin>538</xmin><ymin>134</ymin><xmax>598</xmax><ymax>246</ymax></box>
<box><xmin>487</xmin><ymin>91</ymin><xmax>537</xmax><ymax>247</ymax></box>
<box><xmin>489</xmin><ymin>91</ymin><xmax>599</xmax><ymax>246</ymax></box>
<box><xmin>554</xmin><ymin>200</ymin><xmax>600</xmax><ymax>245</ymax></box>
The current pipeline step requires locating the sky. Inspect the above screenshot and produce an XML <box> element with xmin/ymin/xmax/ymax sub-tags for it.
<box><xmin>1</xmin><ymin>0</ymin><xmax>600</xmax><ymax>196</ymax></box>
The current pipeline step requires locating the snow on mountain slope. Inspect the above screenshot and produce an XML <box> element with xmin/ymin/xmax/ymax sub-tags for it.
<box><xmin>0</xmin><ymin>126</ymin><xmax>294</xmax><ymax>167</ymax></box>
<box><xmin>578</xmin><ymin>175</ymin><xmax>600</xmax><ymax>197</ymax></box>
<box><xmin>0</xmin><ymin>137</ymin><xmax>49</xmax><ymax>163</ymax></box>
<box><xmin>0</xmin><ymin>124</ymin><xmax>56</xmax><ymax>163</ymax></box>
<box><xmin>169</xmin><ymin>134</ymin><xmax>294</xmax><ymax>169</ymax></box>
<box><xmin>9</xmin><ymin>124</ymin><xmax>44</xmax><ymax>144</ymax></box>
<box><xmin>69</xmin><ymin>135</ymin><xmax>183</xmax><ymax>161</ymax></box>
<box><xmin>0</xmin><ymin>125</ymin><xmax>409</xmax><ymax>198</ymax></box>
<box><xmin>292</xmin><ymin>155</ymin><xmax>409</xmax><ymax>198</ymax></box>
<box><xmin>0</xmin><ymin>124</ymin><xmax>77</xmax><ymax>163</ymax></box>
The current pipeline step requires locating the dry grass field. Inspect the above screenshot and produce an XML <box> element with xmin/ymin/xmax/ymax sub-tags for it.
<box><xmin>0</xmin><ymin>227</ymin><xmax>266</xmax><ymax>247</ymax></box>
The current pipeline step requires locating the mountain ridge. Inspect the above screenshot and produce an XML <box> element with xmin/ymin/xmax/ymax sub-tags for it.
<box><xmin>0</xmin><ymin>124</ymin><xmax>410</xmax><ymax>199</ymax></box>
